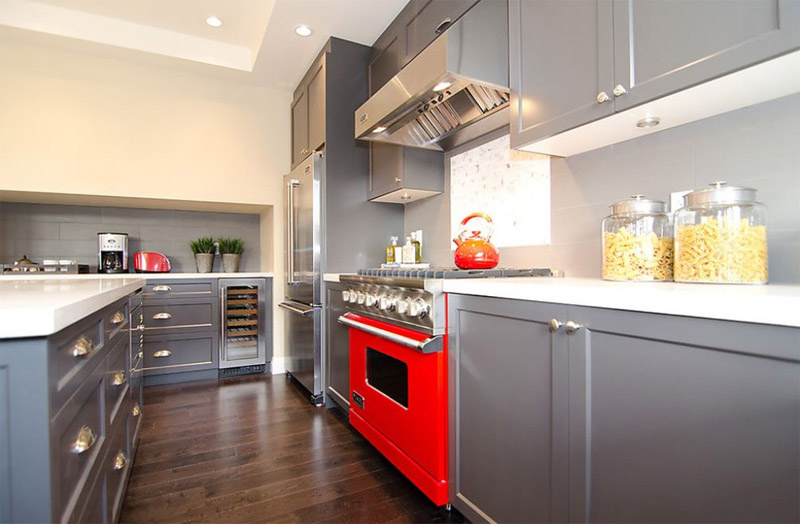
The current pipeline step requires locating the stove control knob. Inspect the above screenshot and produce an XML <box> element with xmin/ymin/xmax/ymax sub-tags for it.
<box><xmin>348</xmin><ymin>291</ymin><xmax>358</xmax><ymax>304</ymax></box>
<box><xmin>397</xmin><ymin>298</ymin><xmax>411</xmax><ymax>315</ymax></box>
<box><xmin>342</xmin><ymin>290</ymin><xmax>350</xmax><ymax>302</ymax></box>
<box><xmin>379</xmin><ymin>296</ymin><xmax>396</xmax><ymax>311</ymax></box>
<box><xmin>409</xmin><ymin>299</ymin><xmax>430</xmax><ymax>318</ymax></box>
<box><xmin>356</xmin><ymin>292</ymin><xmax>366</xmax><ymax>305</ymax></box>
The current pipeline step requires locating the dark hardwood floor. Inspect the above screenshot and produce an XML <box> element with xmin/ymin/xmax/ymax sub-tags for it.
<box><xmin>120</xmin><ymin>373</ymin><xmax>464</xmax><ymax>523</ymax></box>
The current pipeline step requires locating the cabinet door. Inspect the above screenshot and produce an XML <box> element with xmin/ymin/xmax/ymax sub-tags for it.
<box><xmin>405</xmin><ymin>0</ymin><xmax>479</xmax><ymax>63</ymax></box>
<box><xmin>307</xmin><ymin>61</ymin><xmax>326</xmax><ymax>154</ymax></box>
<box><xmin>325</xmin><ymin>282</ymin><xmax>349</xmax><ymax>409</ymax></box>
<box><xmin>612</xmin><ymin>0</ymin><xmax>800</xmax><ymax>111</ymax></box>
<box><xmin>448</xmin><ymin>295</ymin><xmax>569</xmax><ymax>524</ymax></box>
<box><xmin>567</xmin><ymin>306</ymin><xmax>800</xmax><ymax>523</ymax></box>
<box><xmin>291</xmin><ymin>90</ymin><xmax>308</xmax><ymax>167</ymax></box>
<box><xmin>368</xmin><ymin>143</ymin><xmax>403</xmax><ymax>199</ymax></box>
<box><xmin>369</xmin><ymin>35</ymin><xmax>404</xmax><ymax>95</ymax></box>
<box><xmin>509</xmin><ymin>0</ymin><xmax>615</xmax><ymax>149</ymax></box>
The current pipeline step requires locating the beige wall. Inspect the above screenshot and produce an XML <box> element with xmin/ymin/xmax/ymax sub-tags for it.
<box><xmin>0</xmin><ymin>38</ymin><xmax>291</xmax><ymax>358</ymax></box>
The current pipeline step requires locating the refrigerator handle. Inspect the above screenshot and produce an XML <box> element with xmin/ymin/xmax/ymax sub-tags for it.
<box><xmin>286</xmin><ymin>179</ymin><xmax>300</xmax><ymax>285</ymax></box>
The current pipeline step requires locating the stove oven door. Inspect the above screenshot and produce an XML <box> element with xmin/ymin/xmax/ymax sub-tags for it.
<box><xmin>342</xmin><ymin>312</ymin><xmax>448</xmax><ymax>505</ymax></box>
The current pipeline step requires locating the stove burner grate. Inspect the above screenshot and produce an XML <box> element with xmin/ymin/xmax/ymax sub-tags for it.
<box><xmin>356</xmin><ymin>267</ymin><xmax>554</xmax><ymax>279</ymax></box>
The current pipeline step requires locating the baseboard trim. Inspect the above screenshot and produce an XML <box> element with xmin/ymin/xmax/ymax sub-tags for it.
<box><xmin>270</xmin><ymin>357</ymin><xmax>287</xmax><ymax>375</ymax></box>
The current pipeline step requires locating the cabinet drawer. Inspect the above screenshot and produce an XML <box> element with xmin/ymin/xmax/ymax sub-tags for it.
<box><xmin>104</xmin><ymin>299</ymin><xmax>129</xmax><ymax>345</ymax></box>
<box><xmin>105</xmin><ymin>337</ymin><xmax>130</xmax><ymax>429</ymax></box>
<box><xmin>105</xmin><ymin>424</ymin><xmax>131</xmax><ymax>524</ymax></box>
<box><xmin>143</xmin><ymin>301</ymin><xmax>215</xmax><ymax>331</ymax></box>
<box><xmin>52</xmin><ymin>318</ymin><xmax>105</xmax><ymax>408</ymax></box>
<box><xmin>142</xmin><ymin>280</ymin><xmax>216</xmax><ymax>297</ymax></box>
<box><xmin>70</xmin><ymin>466</ymin><xmax>104</xmax><ymax>524</ymax></box>
<box><xmin>53</xmin><ymin>373</ymin><xmax>105</xmax><ymax>522</ymax></box>
<box><xmin>143</xmin><ymin>333</ymin><xmax>216</xmax><ymax>373</ymax></box>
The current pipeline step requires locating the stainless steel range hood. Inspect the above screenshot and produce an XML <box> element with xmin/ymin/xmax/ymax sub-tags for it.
<box><xmin>355</xmin><ymin>0</ymin><xmax>509</xmax><ymax>152</ymax></box>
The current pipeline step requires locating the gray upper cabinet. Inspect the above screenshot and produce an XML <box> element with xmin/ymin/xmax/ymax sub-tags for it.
<box><xmin>404</xmin><ymin>0</ymin><xmax>479</xmax><ymax>64</ymax></box>
<box><xmin>448</xmin><ymin>295</ymin><xmax>569</xmax><ymax>524</ymax></box>
<box><xmin>612</xmin><ymin>0</ymin><xmax>800</xmax><ymax>111</ymax></box>
<box><xmin>368</xmin><ymin>143</ymin><xmax>444</xmax><ymax>203</ymax></box>
<box><xmin>510</xmin><ymin>0</ymin><xmax>614</xmax><ymax>144</ymax></box>
<box><xmin>510</xmin><ymin>0</ymin><xmax>800</xmax><ymax>149</ymax></box>
<box><xmin>448</xmin><ymin>293</ymin><xmax>800</xmax><ymax>524</ymax></box>
<box><xmin>291</xmin><ymin>90</ymin><xmax>309</xmax><ymax>168</ymax></box>
<box><xmin>369</xmin><ymin>35</ymin><xmax>404</xmax><ymax>95</ymax></box>
<box><xmin>291</xmin><ymin>59</ymin><xmax>326</xmax><ymax>169</ymax></box>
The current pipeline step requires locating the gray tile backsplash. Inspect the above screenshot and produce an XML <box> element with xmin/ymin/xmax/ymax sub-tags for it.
<box><xmin>406</xmin><ymin>93</ymin><xmax>800</xmax><ymax>283</ymax></box>
<box><xmin>0</xmin><ymin>203</ymin><xmax>261</xmax><ymax>273</ymax></box>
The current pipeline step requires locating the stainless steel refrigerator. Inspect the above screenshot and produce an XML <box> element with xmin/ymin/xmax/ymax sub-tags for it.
<box><xmin>280</xmin><ymin>153</ymin><xmax>324</xmax><ymax>404</ymax></box>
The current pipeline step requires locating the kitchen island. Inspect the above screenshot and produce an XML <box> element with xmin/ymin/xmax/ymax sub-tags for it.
<box><xmin>0</xmin><ymin>277</ymin><xmax>145</xmax><ymax>523</ymax></box>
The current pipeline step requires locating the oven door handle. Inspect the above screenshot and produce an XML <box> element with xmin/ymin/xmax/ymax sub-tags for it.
<box><xmin>337</xmin><ymin>314</ymin><xmax>443</xmax><ymax>354</ymax></box>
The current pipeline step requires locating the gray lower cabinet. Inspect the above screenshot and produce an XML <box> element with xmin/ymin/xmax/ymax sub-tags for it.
<box><xmin>448</xmin><ymin>294</ymin><xmax>800</xmax><ymax>523</ymax></box>
<box><xmin>510</xmin><ymin>0</ymin><xmax>800</xmax><ymax>148</ymax></box>
<box><xmin>141</xmin><ymin>279</ymin><xmax>219</xmax><ymax>385</ymax></box>
<box><xmin>0</xmin><ymin>293</ymin><xmax>139</xmax><ymax>523</ymax></box>
<box><xmin>324</xmin><ymin>282</ymin><xmax>349</xmax><ymax>409</ymax></box>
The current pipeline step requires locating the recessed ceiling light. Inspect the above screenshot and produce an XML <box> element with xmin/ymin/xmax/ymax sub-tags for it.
<box><xmin>206</xmin><ymin>16</ymin><xmax>223</xmax><ymax>27</ymax></box>
<box><xmin>295</xmin><ymin>25</ymin><xmax>312</xmax><ymax>37</ymax></box>
<box><xmin>433</xmin><ymin>81</ymin><xmax>451</xmax><ymax>92</ymax></box>
<box><xmin>372</xmin><ymin>127</ymin><xmax>387</xmax><ymax>133</ymax></box>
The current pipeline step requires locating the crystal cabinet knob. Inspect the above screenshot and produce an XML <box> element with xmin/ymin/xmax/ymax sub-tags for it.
<box><xmin>596</xmin><ymin>91</ymin><xmax>610</xmax><ymax>104</ymax></box>
<box><xmin>548</xmin><ymin>319</ymin><xmax>562</xmax><ymax>333</ymax></box>
<box><xmin>613</xmin><ymin>84</ymin><xmax>628</xmax><ymax>97</ymax></box>
<box><xmin>565</xmin><ymin>321</ymin><xmax>582</xmax><ymax>335</ymax></box>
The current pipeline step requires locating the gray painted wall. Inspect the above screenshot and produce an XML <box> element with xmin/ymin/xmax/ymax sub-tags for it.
<box><xmin>405</xmin><ymin>93</ymin><xmax>800</xmax><ymax>283</ymax></box>
<box><xmin>0</xmin><ymin>203</ymin><xmax>261</xmax><ymax>273</ymax></box>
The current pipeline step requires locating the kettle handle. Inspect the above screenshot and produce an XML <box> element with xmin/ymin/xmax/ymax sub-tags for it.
<box><xmin>460</xmin><ymin>212</ymin><xmax>493</xmax><ymax>226</ymax></box>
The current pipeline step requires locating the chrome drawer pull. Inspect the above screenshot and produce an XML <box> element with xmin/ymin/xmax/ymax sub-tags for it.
<box><xmin>152</xmin><ymin>285</ymin><xmax>172</xmax><ymax>292</ymax></box>
<box><xmin>337</xmin><ymin>314</ymin><xmax>443</xmax><ymax>354</ymax></box>
<box><xmin>152</xmin><ymin>312</ymin><xmax>172</xmax><ymax>320</ymax></box>
<box><xmin>132</xmin><ymin>403</ymin><xmax>141</xmax><ymax>417</ymax></box>
<box><xmin>111</xmin><ymin>370</ymin><xmax>126</xmax><ymax>386</ymax></box>
<box><xmin>72</xmin><ymin>337</ymin><xmax>94</xmax><ymax>358</ymax></box>
<box><xmin>113</xmin><ymin>451</ymin><xmax>128</xmax><ymax>471</ymax></box>
<box><xmin>110</xmin><ymin>311</ymin><xmax>125</xmax><ymax>324</ymax></box>
<box><xmin>71</xmin><ymin>425</ymin><xmax>97</xmax><ymax>454</ymax></box>
<box><xmin>153</xmin><ymin>350</ymin><xmax>172</xmax><ymax>358</ymax></box>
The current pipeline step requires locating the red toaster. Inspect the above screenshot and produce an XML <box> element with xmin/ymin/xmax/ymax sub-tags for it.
<box><xmin>133</xmin><ymin>252</ymin><xmax>171</xmax><ymax>273</ymax></box>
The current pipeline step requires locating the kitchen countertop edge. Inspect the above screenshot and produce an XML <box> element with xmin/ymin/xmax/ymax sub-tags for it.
<box><xmin>442</xmin><ymin>277</ymin><xmax>800</xmax><ymax>328</ymax></box>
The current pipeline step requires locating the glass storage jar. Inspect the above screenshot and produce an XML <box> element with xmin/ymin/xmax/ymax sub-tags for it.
<box><xmin>602</xmin><ymin>195</ymin><xmax>673</xmax><ymax>281</ymax></box>
<box><xmin>674</xmin><ymin>182</ymin><xmax>768</xmax><ymax>284</ymax></box>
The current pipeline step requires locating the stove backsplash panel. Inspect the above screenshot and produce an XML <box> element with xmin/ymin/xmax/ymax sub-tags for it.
<box><xmin>0</xmin><ymin>203</ymin><xmax>261</xmax><ymax>273</ymax></box>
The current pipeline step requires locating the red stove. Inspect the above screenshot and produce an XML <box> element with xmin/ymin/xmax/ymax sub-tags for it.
<box><xmin>339</xmin><ymin>268</ymin><xmax>554</xmax><ymax>506</ymax></box>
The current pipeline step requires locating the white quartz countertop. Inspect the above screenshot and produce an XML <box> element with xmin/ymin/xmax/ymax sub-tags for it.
<box><xmin>0</xmin><ymin>278</ymin><xmax>145</xmax><ymax>339</ymax></box>
<box><xmin>442</xmin><ymin>277</ymin><xmax>800</xmax><ymax>327</ymax></box>
<box><xmin>0</xmin><ymin>272</ymin><xmax>273</xmax><ymax>280</ymax></box>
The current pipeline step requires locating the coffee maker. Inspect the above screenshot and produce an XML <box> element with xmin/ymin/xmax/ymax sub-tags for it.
<box><xmin>98</xmin><ymin>232</ymin><xmax>128</xmax><ymax>273</ymax></box>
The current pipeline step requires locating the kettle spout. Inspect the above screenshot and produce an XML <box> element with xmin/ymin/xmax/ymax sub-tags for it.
<box><xmin>453</xmin><ymin>238</ymin><xmax>462</xmax><ymax>247</ymax></box>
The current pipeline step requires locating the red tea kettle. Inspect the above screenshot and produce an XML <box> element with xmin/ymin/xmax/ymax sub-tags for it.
<box><xmin>453</xmin><ymin>212</ymin><xmax>500</xmax><ymax>269</ymax></box>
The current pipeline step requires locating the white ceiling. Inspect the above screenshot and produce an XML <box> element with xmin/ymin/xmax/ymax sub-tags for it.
<box><xmin>0</xmin><ymin>0</ymin><xmax>408</xmax><ymax>91</ymax></box>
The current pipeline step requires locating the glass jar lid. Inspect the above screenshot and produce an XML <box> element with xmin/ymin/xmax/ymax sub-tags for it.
<box><xmin>684</xmin><ymin>181</ymin><xmax>757</xmax><ymax>206</ymax></box>
<box><xmin>611</xmin><ymin>195</ymin><xmax>667</xmax><ymax>215</ymax></box>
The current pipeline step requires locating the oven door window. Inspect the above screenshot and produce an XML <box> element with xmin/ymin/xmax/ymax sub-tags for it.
<box><xmin>366</xmin><ymin>347</ymin><xmax>408</xmax><ymax>408</ymax></box>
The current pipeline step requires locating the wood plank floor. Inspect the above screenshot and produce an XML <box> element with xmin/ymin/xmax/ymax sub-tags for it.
<box><xmin>120</xmin><ymin>373</ymin><xmax>465</xmax><ymax>523</ymax></box>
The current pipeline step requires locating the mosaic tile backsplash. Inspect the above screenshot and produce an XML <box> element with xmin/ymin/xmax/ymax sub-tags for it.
<box><xmin>450</xmin><ymin>134</ymin><xmax>550</xmax><ymax>248</ymax></box>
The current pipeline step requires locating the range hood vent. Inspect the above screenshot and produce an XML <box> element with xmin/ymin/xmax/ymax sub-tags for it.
<box><xmin>355</xmin><ymin>0</ymin><xmax>509</xmax><ymax>152</ymax></box>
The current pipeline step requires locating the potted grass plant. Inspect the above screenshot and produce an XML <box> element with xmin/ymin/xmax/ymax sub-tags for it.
<box><xmin>218</xmin><ymin>237</ymin><xmax>244</xmax><ymax>273</ymax></box>
<box><xmin>190</xmin><ymin>236</ymin><xmax>216</xmax><ymax>273</ymax></box>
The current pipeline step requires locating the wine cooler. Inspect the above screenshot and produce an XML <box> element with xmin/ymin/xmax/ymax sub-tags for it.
<box><xmin>219</xmin><ymin>279</ymin><xmax>268</xmax><ymax>369</ymax></box>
